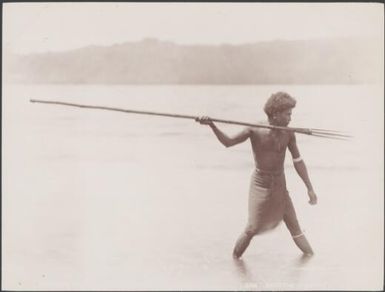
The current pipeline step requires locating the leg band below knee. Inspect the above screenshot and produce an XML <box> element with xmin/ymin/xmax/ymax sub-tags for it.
<box><xmin>292</xmin><ymin>232</ymin><xmax>305</xmax><ymax>239</ymax></box>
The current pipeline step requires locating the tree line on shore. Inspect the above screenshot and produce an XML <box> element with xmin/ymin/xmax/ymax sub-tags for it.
<box><xmin>5</xmin><ymin>37</ymin><xmax>382</xmax><ymax>84</ymax></box>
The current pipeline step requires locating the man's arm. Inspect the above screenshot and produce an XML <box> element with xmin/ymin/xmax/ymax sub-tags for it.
<box><xmin>288</xmin><ymin>132</ymin><xmax>318</xmax><ymax>205</ymax></box>
<box><xmin>196</xmin><ymin>116</ymin><xmax>250</xmax><ymax>147</ymax></box>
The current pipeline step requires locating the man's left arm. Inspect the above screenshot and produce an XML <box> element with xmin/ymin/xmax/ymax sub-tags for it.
<box><xmin>288</xmin><ymin>133</ymin><xmax>318</xmax><ymax>205</ymax></box>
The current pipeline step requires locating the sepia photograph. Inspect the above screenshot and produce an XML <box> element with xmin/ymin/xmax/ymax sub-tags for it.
<box><xmin>2</xmin><ymin>2</ymin><xmax>384</xmax><ymax>290</ymax></box>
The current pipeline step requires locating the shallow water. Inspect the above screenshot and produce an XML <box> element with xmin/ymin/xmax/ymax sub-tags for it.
<box><xmin>2</xmin><ymin>84</ymin><xmax>383</xmax><ymax>290</ymax></box>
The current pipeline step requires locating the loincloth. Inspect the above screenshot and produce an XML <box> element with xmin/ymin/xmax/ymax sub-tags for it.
<box><xmin>245</xmin><ymin>168</ymin><xmax>289</xmax><ymax>235</ymax></box>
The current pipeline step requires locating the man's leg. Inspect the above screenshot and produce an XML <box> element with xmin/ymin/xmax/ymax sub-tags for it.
<box><xmin>232</xmin><ymin>230</ymin><xmax>254</xmax><ymax>259</ymax></box>
<box><xmin>284</xmin><ymin>195</ymin><xmax>314</xmax><ymax>255</ymax></box>
<box><xmin>292</xmin><ymin>233</ymin><xmax>314</xmax><ymax>255</ymax></box>
<box><xmin>233</xmin><ymin>170</ymin><xmax>268</xmax><ymax>259</ymax></box>
<box><xmin>233</xmin><ymin>186</ymin><xmax>261</xmax><ymax>259</ymax></box>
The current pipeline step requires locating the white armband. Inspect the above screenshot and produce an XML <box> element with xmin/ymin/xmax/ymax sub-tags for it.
<box><xmin>293</xmin><ymin>156</ymin><xmax>303</xmax><ymax>163</ymax></box>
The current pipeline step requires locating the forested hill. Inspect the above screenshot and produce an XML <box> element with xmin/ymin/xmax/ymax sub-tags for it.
<box><xmin>5</xmin><ymin>37</ymin><xmax>382</xmax><ymax>84</ymax></box>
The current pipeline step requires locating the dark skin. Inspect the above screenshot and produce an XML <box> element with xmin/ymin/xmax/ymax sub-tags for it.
<box><xmin>196</xmin><ymin>108</ymin><xmax>317</xmax><ymax>205</ymax></box>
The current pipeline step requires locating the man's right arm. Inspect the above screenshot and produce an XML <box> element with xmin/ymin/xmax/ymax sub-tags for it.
<box><xmin>196</xmin><ymin>116</ymin><xmax>250</xmax><ymax>147</ymax></box>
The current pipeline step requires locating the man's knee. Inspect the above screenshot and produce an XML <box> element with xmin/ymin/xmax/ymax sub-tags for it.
<box><xmin>245</xmin><ymin>225</ymin><xmax>259</xmax><ymax>237</ymax></box>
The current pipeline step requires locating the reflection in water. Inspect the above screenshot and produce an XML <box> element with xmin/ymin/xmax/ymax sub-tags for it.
<box><xmin>233</xmin><ymin>258</ymin><xmax>250</xmax><ymax>280</ymax></box>
<box><xmin>233</xmin><ymin>258</ymin><xmax>266</xmax><ymax>290</ymax></box>
<box><xmin>233</xmin><ymin>254</ymin><xmax>314</xmax><ymax>290</ymax></box>
<box><xmin>295</xmin><ymin>253</ymin><xmax>313</xmax><ymax>266</ymax></box>
<box><xmin>287</xmin><ymin>253</ymin><xmax>314</xmax><ymax>289</ymax></box>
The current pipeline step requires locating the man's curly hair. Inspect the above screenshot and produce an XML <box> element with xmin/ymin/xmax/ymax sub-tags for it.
<box><xmin>264</xmin><ymin>92</ymin><xmax>296</xmax><ymax>118</ymax></box>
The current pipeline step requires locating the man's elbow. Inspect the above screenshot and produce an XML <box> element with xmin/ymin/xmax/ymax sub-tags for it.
<box><xmin>294</xmin><ymin>160</ymin><xmax>308</xmax><ymax>173</ymax></box>
<box><xmin>222</xmin><ymin>141</ymin><xmax>234</xmax><ymax>148</ymax></box>
<box><xmin>293</xmin><ymin>159</ymin><xmax>303</xmax><ymax>168</ymax></box>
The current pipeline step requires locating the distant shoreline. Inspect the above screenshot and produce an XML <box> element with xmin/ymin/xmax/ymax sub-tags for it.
<box><xmin>4</xmin><ymin>37</ymin><xmax>382</xmax><ymax>85</ymax></box>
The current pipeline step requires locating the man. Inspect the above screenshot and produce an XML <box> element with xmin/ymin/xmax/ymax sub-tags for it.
<box><xmin>196</xmin><ymin>92</ymin><xmax>317</xmax><ymax>259</ymax></box>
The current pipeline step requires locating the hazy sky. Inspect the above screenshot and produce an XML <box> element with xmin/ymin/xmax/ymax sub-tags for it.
<box><xmin>3</xmin><ymin>2</ymin><xmax>384</xmax><ymax>54</ymax></box>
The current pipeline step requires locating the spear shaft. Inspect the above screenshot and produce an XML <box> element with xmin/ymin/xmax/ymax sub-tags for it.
<box><xmin>30</xmin><ymin>99</ymin><xmax>350</xmax><ymax>138</ymax></box>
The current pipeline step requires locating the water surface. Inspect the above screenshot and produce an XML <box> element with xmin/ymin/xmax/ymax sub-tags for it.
<box><xmin>2</xmin><ymin>84</ymin><xmax>383</xmax><ymax>290</ymax></box>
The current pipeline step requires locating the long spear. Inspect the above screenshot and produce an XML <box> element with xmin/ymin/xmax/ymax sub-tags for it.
<box><xmin>30</xmin><ymin>99</ymin><xmax>351</xmax><ymax>139</ymax></box>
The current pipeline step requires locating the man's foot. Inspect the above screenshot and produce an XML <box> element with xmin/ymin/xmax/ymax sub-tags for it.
<box><xmin>292</xmin><ymin>234</ymin><xmax>314</xmax><ymax>255</ymax></box>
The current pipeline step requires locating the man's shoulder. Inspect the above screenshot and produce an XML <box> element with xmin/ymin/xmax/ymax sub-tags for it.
<box><xmin>248</xmin><ymin>123</ymin><xmax>268</xmax><ymax>137</ymax></box>
<box><xmin>286</xmin><ymin>130</ymin><xmax>297</xmax><ymax>147</ymax></box>
<box><xmin>251</xmin><ymin>128</ymin><xmax>266</xmax><ymax>134</ymax></box>
<box><xmin>287</xmin><ymin>130</ymin><xmax>296</xmax><ymax>140</ymax></box>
